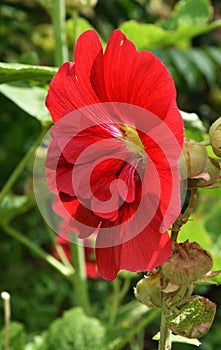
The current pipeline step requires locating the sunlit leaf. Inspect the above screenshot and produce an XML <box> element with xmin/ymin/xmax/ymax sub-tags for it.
<box><xmin>119</xmin><ymin>20</ymin><xmax>221</xmax><ymax>50</ymax></box>
<box><xmin>0</xmin><ymin>82</ymin><xmax>51</xmax><ymax>124</ymax></box>
<box><xmin>174</xmin><ymin>0</ymin><xmax>212</xmax><ymax>25</ymax></box>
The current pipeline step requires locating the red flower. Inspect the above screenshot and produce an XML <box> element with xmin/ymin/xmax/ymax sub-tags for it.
<box><xmin>45</xmin><ymin>30</ymin><xmax>184</xmax><ymax>280</ymax></box>
<box><xmin>53</xmin><ymin>221</ymin><xmax>99</xmax><ymax>279</ymax></box>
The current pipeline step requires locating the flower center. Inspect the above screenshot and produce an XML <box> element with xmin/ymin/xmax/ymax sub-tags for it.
<box><xmin>121</xmin><ymin>125</ymin><xmax>146</xmax><ymax>160</ymax></box>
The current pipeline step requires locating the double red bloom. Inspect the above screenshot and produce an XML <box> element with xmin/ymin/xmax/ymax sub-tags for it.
<box><xmin>45</xmin><ymin>30</ymin><xmax>184</xmax><ymax>280</ymax></box>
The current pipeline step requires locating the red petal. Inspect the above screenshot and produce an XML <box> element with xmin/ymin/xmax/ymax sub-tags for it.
<box><xmin>46</xmin><ymin>31</ymin><xmax>104</xmax><ymax>122</ymax></box>
<box><xmin>86</xmin><ymin>261</ymin><xmax>99</xmax><ymax>279</ymax></box>
<box><xmin>96</xmin><ymin>223</ymin><xmax>172</xmax><ymax>280</ymax></box>
<box><xmin>53</xmin><ymin>193</ymin><xmax>101</xmax><ymax>239</ymax></box>
<box><xmin>117</xmin><ymin>160</ymin><xmax>138</xmax><ymax>203</ymax></box>
<box><xmin>103</xmin><ymin>30</ymin><xmax>176</xmax><ymax>108</ymax></box>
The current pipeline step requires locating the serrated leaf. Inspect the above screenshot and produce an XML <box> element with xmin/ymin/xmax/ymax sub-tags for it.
<box><xmin>119</xmin><ymin>19</ymin><xmax>221</xmax><ymax>50</ymax></box>
<box><xmin>0</xmin><ymin>82</ymin><xmax>51</xmax><ymax>124</ymax></box>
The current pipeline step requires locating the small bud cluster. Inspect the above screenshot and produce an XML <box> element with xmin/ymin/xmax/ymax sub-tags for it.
<box><xmin>179</xmin><ymin>138</ymin><xmax>221</xmax><ymax>189</ymax></box>
<box><xmin>134</xmin><ymin>241</ymin><xmax>216</xmax><ymax>339</ymax></box>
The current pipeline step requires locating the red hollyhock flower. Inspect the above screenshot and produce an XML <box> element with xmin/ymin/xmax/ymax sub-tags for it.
<box><xmin>45</xmin><ymin>30</ymin><xmax>184</xmax><ymax>280</ymax></box>
<box><xmin>53</xmin><ymin>221</ymin><xmax>99</xmax><ymax>279</ymax></box>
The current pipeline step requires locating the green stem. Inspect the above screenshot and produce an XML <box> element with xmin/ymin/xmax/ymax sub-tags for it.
<box><xmin>52</xmin><ymin>0</ymin><xmax>69</xmax><ymax>66</ymax></box>
<box><xmin>0</xmin><ymin>126</ymin><xmax>49</xmax><ymax>204</ymax></box>
<box><xmin>1</xmin><ymin>292</ymin><xmax>11</xmax><ymax>350</ymax></box>
<box><xmin>72</xmin><ymin>9</ymin><xmax>79</xmax><ymax>49</ymax></box>
<box><xmin>45</xmin><ymin>223</ymin><xmax>75</xmax><ymax>273</ymax></box>
<box><xmin>158</xmin><ymin>296</ymin><xmax>172</xmax><ymax>350</ymax></box>
<box><xmin>108</xmin><ymin>277</ymin><xmax>131</xmax><ymax>328</ymax></box>
<box><xmin>71</xmin><ymin>241</ymin><xmax>91</xmax><ymax>315</ymax></box>
<box><xmin>108</xmin><ymin>278</ymin><xmax>120</xmax><ymax>328</ymax></box>
<box><xmin>1</xmin><ymin>223</ymin><xmax>73</xmax><ymax>277</ymax></box>
<box><xmin>171</xmin><ymin>188</ymin><xmax>198</xmax><ymax>242</ymax></box>
<box><xmin>112</xmin><ymin>309</ymin><xmax>160</xmax><ymax>350</ymax></box>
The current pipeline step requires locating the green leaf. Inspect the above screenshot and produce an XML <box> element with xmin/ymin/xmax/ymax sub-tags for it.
<box><xmin>174</xmin><ymin>0</ymin><xmax>212</xmax><ymax>25</ymax></box>
<box><xmin>168</xmin><ymin>48</ymin><xmax>199</xmax><ymax>89</ymax></box>
<box><xmin>0</xmin><ymin>82</ymin><xmax>51</xmax><ymax>124</ymax></box>
<box><xmin>181</xmin><ymin>110</ymin><xmax>205</xmax><ymax>141</ymax></box>
<box><xmin>0</xmin><ymin>194</ymin><xmax>31</xmax><ymax>224</ymax></box>
<box><xmin>42</xmin><ymin>307</ymin><xmax>106</xmax><ymax>350</ymax></box>
<box><xmin>0</xmin><ymin>322</ymin><xmax>25</xmax><ymax>350</ymax></box>
<box><xmin>0</xmin><ymin>62</ymin><xmax>57</xmax><ymax>84</ymax></box>
<box><xmin>119</xmin><ymin>19</ymin><xmax>221</xmax><ymax>50</ymax></box>
<box><xmin>105</xmin><ymin>302</ymin><xmax>160</xmax><ymax>350</ymax></box>
<box><xmin>185</xmin><ymin>48</ymin><xmax>216</xmax><ymax>85</ymax></box>
<box><xmin>166</xmin><ymin>296</ymin><xmax>216</xmax><ymax>338</ymax></box>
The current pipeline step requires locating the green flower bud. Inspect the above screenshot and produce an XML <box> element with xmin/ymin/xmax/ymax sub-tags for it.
<box><xmin>161</xmin><ymin>241</ymin><xmax>213</xmax><ymax>284</ymax></box>
<box><xmin>166</xmin><ymin>296</ymin><xmax>216</xmax><ymax>338</ymax></box>
<box><xmin>134</xmin><ymin>271</ymin><xmax>162</xmax><ymax>308</ymax></box>
<box><xmin>178</xmin><ymin>139</ymin><xmax>208</xmax><ymax>179</ymax></box>
<box><xmin>188</xmin><ymin>157</ymin><xmax>220</xmax><ymax>188</ymax></box>
<box><xmin>209</xmin><ymin>117</ymin><xmax>221</xmax><ymax>157</ymax></box>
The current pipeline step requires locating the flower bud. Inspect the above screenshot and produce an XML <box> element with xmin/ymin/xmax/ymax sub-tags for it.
<box><xmin>188</xmin><ymin>157</ymin><xmax>220</xmax><ymax>188</ymax></box>
<box><xmin>166</xmin><ymin>296</ymin><xmax>216</xmax><ymax>338</ymax></box>
<box><xmin>134</xmin><ymin>271</ymin><xmax>162</xmax><ymax>308</ymax></box>
<box><xmin>161</xmin><ymin>241</ymin><xmax>213</xmax><ymax>284</ymax></box>
<box><xmin>178</xmin><ymin>139</ymin><xmax>208</xmax><ymax>179</ymax></box>
<box><xmin>209</xmin><ymin>117</ymin><xmax>221</xmax><ymax>157</ymax></box>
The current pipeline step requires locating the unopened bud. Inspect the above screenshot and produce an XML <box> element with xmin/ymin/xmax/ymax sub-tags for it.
<box><xmin>188</xmin><ymin>157</ymin><xmax>220</xmax><ymax>188</ymax></box>
<box><xmin>209</xmin><ymin>117</ymin><xmax>221</xmax><ymax>157</ymax></box>
<box><xmin>161</xmin><ymin>241</ymin><xmax>213</xmax><ymax>284</ymax></box>
<box><xmin>134</xmin><ymin>270</ymin><xmax>162</xmax><ymax>308</ymax></box>
<box><xmin>178</xmin><ymin>139</ymin><xmax>208</xmax><ymax>179</ymax></box>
